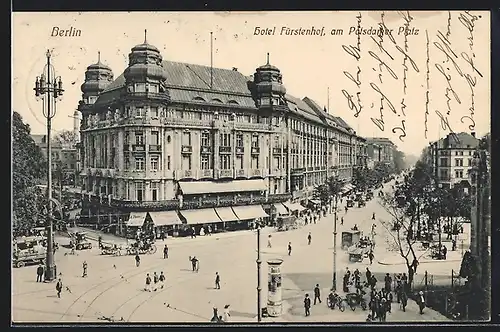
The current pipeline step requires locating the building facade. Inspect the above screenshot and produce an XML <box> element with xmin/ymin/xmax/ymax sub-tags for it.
<box><xmin>366</xmin><ymin>137</ymin><xmax>395</xmax><ymax>168</ymax></box>
<box><xmin>429</xmin><ymin>132</ymin><xmax>480</xmax><ymax>190</ymax></box>
<box><xmin>78</xmin><ymin>37</ymin><xmax>365</xmax><ymax>228</ymax></box>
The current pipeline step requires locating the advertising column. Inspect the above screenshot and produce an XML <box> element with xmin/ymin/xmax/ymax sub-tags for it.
<box><xmin>267</xmin><ymin>259</ymin><xmax>283</xmax><ymax>317</ymax></box>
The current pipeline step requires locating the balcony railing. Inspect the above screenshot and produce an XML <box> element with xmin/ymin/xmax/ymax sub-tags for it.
<box><xmin>181</xmin><ymin>145</ymin><xmax>193</xmax><ymax>154</ymax></box>
<box><xmin>124</xmin><ymin>91</ymin><xmax>171</xmax><ymax>102</ymax></box>
<box><xmin>235</xmin><ymin>147</ymin><xmax>244</xmax><ymax>155</ymax></box>
<box><xmin>250</xmin><ymin>169</ymin><xmax>262</xmax><ymax>177</ymax></box>
<box><xmin>161</xmin><ymin>117</ymin><xmax>212</xmax><ymax>128</ymax></box>
<box><xmin>218</xmin><ymin>169</ymin><xmax>234</xmax><ymax>178</ymax></box>
<box><xmin>177</xmin><ymin>169</ymin><xmax>195</xmax><ymax>179</ymax></box>
<box><xmin>149</xmin><ymin>144</ymin><xmax>161</xmax><ymax>152</ymax></box>
<box><xmin>251</xmin><ymin>147</ymin><xmax>260</xmax><ymax>154</ymax></box>
<box><xmin>234</xmin><ymin>122</ymin><xmax>269</xmax><ymax>132</ymax></box>
<box><xmin>199</xmin><ymin>169</ymin><xmax>214</xmax><ymax>178</ymax></box>
<box><xmin>85</xmin><ymin>192</ymin><xmax>291</xmax><ymax>210</ymax></box>
<box><xmin>235</xmin><ymin>168</ymin><xmax>247</xmax><ymax>178</ymax></box>
<box><xmin>132</xmin><ymin>144</ymin><xmax>146</xmax><ymax>152</ymax></box>
<box><xmin>200</xmin><ymin>146</ymin><xmax>212</xmax><ymax>154</ymax></box>
<box><xmin>291</xmin><ymin>168</ymin><xmax>305</xmax><ymax>175</ymax></box>
<box><xmin>219</xmin><ymin>146</ymin><xmax>231</xmax><ymax>154</ymax></box>
<box><xmin>306</xmin><ymin>167</ymin><xmax>314</xmax><ymax>172</ymax></box>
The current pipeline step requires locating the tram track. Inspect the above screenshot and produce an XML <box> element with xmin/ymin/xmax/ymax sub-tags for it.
<box><xmin>60</xmin><ymin>236</ymin><xmax>243</xmax><ymax>322</ymax></box>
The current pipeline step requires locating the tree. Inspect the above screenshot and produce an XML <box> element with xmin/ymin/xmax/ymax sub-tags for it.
<box><xmin>12</xmin><ymin>112</ymin><xmax>47</xmax><ymax>230</ymax></box>
<box><xmin>313</xmin><ymin>176</ymin><xmax>343</xmax><ymax>206</ymax></box>
<box><xmin>54</xmin><ymin>129</ymin><xmax>77</xmax><ymax>148</ymax></box>
<box><xmin>352</xmin><ymin>167</ymin><xmax>370</xmax><ymax>191</ymax></box>
<box><xmin>393</xmin><ymin>149</ymin><xmax>406</xmax><ymax>174</ymax></box>
<box><xmin>377</xmin><ymin>191</ymin><xmax>419</xmax><ymax>287</ymax></box>
<box><xmin>313</xmin><ymin>184</ymin><xmax>330</xmax><ymax>206</ymax></box>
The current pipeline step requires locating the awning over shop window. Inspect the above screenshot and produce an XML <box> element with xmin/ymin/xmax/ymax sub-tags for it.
<box><xmin>341</xmin><ymin>184</ymin><xmax>355</xmax><ymax>193</ymax></box>
<box><xmin>179</xmin><ymin>179</ymin><xmax>267</xmax><ymax>195</ymax></box>
<box><xmin>283</xmin><ymin>201</ymin><xmax>305</xmax><ymax>212</ymax></box>
<box><xmin>273</xmin><ymin>203</ymin><xmax>289</xmax><ymax>215</ymax></box>
<box><xmin>215</xmin><ymin>207</ymin><xmax>240</xmax><ymax>222</ymax></box>
<box><xmin>179</xmin><ymin>208</ymin><xmax>221</xmax><ymax>225</ymax></box>
<box><xmin>232</xmin><ymin>205</ymin><xmax>269</xmax><ymax>220</ymax></box>
<box><xmin>126</xmin><ymin>212</ymin><xmax>147</xmax><ymax>227</ymax></box>
<box><xmin>309</xmin><ymin>199</ymin><xmax>321</xmax><ymax>205</ymax></box>
<box><xmin>149</xmin><ymin>211</ymin><xmax>182</xmax><ymax>226</ymax></box>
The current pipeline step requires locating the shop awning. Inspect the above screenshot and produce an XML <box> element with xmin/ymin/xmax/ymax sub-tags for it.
<box><xmin>342</xmin><ymin>184</ymin><xmax>355</xmax><ymax>193</ymax></box>
<box><xmin>284</xmin><ymin>202</ymin><xmax>306</xmax><ymax>211</ymax></box>
<box><xmin>179</xmin><ymin>179</ymin><xmax>267</xmax><ymax>195</ymax></box>
<box><xmin>149</xmin><ymin>211</ymin><xmax>182</xmax><ymax>226</ymax></box>
<box><xmin>273</xmin><ymin>203</ymin><xmax>289</xmax><ymax>215</ymax></box>
<box><xmin>179</xmin><ymin>208</ymin><xmax>221</xmax><ymax>225</ymax></box>
<box><xmin>126</xmin><ymin>212</ymin><xmax>147</xmax><ymax>227</ymax></box>
<box><xmin>232</xmin><ymin>205</ymin><xmax>269</xmax><ymax>220</ymax></box>
<box><xmin>215</xmin><ymin>207</ymin><xmax>240</xmax><ymax>222</ymax></box>
<box><xmin>309</xmin><ymin>199</ymin><xmax>321</xmax><ymax>205</ymax></box>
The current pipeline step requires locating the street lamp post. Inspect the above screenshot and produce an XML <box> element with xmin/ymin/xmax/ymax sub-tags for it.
<box><xmin>437</xmin><ymin>183</ymin><xmax>443</xmax><ymax>254</ymax></box>
<box><xmin>256</xmin><ymin>222</ymin><xmax>262</xmax><ymax>322</ymax></box>
<box><xmin>332</xmin><ymin>194</ymin><xmax>338</xmax><ymax>291</ymax></box>
<box><xmin>34</xmin><ymin>49</ymin><xmax>64</xmax><ymax>282</ymax></box>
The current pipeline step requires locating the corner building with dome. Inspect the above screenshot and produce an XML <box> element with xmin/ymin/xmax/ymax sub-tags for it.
<box><xmin>78</xmin><ymin>34</ymin><xmax>368</xmax><ymax>236</ymax></box>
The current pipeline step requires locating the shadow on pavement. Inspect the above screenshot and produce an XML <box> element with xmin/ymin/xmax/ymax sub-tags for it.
<box><xmin>230</xmin><ymin>310</ymin><xmax>256</xmax><ymax>319</ymax></box>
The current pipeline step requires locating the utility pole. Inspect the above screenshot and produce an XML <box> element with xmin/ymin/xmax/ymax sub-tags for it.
<box><xmin>34</xmin><ymin>49</ymin><xmax>64</xmax><ymax>282</ymax></box>
<box><xmin>256</xmin><ymin>222</ymin><xmax>262</xmax><ymax>322</ymax></box>
<box><xmin>332</xmin><ymin>194</ymin><xmax>338</xmax><ymax>291</ymax></box>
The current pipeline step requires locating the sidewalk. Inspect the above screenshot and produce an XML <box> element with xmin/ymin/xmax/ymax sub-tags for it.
<box><xmin>378</xmin><ymin>250</ymin><xmax>464</xmax><ymax>266</ymax></box>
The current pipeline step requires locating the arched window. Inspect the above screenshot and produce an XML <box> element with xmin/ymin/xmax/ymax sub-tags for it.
<box><xmin>211</xmin><ymin>98</ymin><xmax>223</xmax><ymax>103</ymax></box>
<box><xmin>193</xmin><ymin>96</ymin><xmax>206</xmax><ymax>102</ymax></box>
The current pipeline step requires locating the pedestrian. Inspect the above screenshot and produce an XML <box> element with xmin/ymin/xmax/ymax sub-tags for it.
<box><xmin>223</xmin><ymin>304</ymin><xmax>230</xmax><ymax>322</ymax></box>
<box><xmin>313</xmin><ymin>284</ymin><xmax>322</xmax><ymax>304</ymax></box>
<box><xmin>452</xmin><ymin>239</ymin><xmax>457</xmax><ymax>251</ymax></box>
<box><xmin>379</xmin><ymin>298</ymin><xmax>387</xmax><ymax>321</ymax></box>
<box><xmin>345</xmin><ymin>206</ymin><xmax>348</xmax><ymax>214</ymax></box>
<box><xmin>368</xmin><ymin>250</ymin><xmax>374</xmax><ymax>265</ymax></box>
<box><xmin>365</xmin><ymin>267</ymin><xmax>372</xmax><ymax>284</ymax></box>
<box><xmin>153</xmin><ymin>272</ymin><xmax>159</xmax><ymax>291</ymax></box>
<box><xmin>208</xmin><ymin>225</ymin><xmax>212</xmax><ymax>236</ymax></box>
<box><xmin>417</xmin><ymin>291</ymin><xmax>426</xmax><ymax>314</ymax></box>
<box><xmin>159</xmin><ymin>271</ymin><xmax>165</xmax><ymax>289</ymax></box>
<box><xmin>36</xmin><ymin>263</ymin><xmax>44</xmax><ymax>282</ymax></box>
<box><xmin>384</xmin><ymin>273</ymin><xmax>392</xmax><ymax>292</ymax></box>
<box><xmin>287</xmin><ymin>242</ymin><xmax>292</xmax><ymax>256</ymax></box>
<box><xmin>307</xmin><ymin>232</ymin><xmax>312</xmax><ymax>245</ymax></box>
<box><xmin>144</xmin><ymin>273</ymin><xmax>152</xmax><ymax>292</ymax></box>
<box><xmin>135</xmin><ymin>253</ymin><xmax>140</xmax><ymax>267</ymax></box>
<box><xmin>163</xmin><ymin>244</ymin><xmax>169</xmax><ymax>259</ymax></box>
<box><xmin>190</xmin><ymin>256</ymin><xmax>199</xmax><ymax>272</ymax></box>
<box><xmin>372</xmin><ymin>212</ymin><xmax>376</xmax><ymax>220</ymax></box>
<box><xmin>313</xmin><ymin>214</ymin><xmax>317</xmax><ymax>224</ymax></box>
<box><xmin>215</xmin><ymin>272</ymin><xmax>221</xmax><ymax>289</ymax></box>
<box><xmin>55</xmin><ymin>278</ymin><xmax>63</xmax><ymax>298</ymax></box>
<box><xmin>210</xmin><ymin>307</ymin><xmax>220</xmax><ymax>323</ymax></box>
<box><xmin>304</xmin><ymin>294</ymin><xmax>311</xmax><ymax>316</ymax></box>
<box><xmin>442</xmin><ymin>245</ymin><xmax>448</xmax><ymax>260</ymax></box>
<box><xmin>411</xmin><ymin>258</ymin><xmax>419</xmax><ymax>274</ymax></box>
<box><xmin>267</xmin><ymin>234</ymin><xmax>272</xmax><ymax>248</ymax></box>
<box><xmin>400</xmin><ymin>289</ymin><xmax>408</xmax><ymax>312</ymax></box>
<box><xmin>341</xmin><ymin>217</ymin><xmax>344</xmax><ymax>225</ymax></box>
<box><xmin>82</xmin><ymin>260</ymin><xmax>88</xmax><ymax>277</ymax></box>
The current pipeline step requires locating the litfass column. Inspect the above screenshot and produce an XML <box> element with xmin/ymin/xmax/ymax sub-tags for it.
<box><xmin>267</xmin><ymin>259</ymin><xmax>284</xmax><ymax>317</ymax></box>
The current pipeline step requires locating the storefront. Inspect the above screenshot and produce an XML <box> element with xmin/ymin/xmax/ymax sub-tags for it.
<box><xmin>283</xmin><ymin>201</ymin><xmax>306</xmax><ymax>217</ymax></box>
<box><xmin>125</xmin><ymin>212</ymin><xmax>149</xmax><ymax>239</ymax></box>
<box><xmin>231</xmin><ymin>205</ymin><xmax>269</xmax><ymax>228</ymax></box>
<box><xmin>215</xmin><ymin>207</ymin><xmax>241</xmax><ymax>231</ymax></box>
<box><xmin>178</xmin><ymin>208</ymin><xmax>222</xmax><ymax>235</ymax></box>
<box><xmin>148</xmin><ymin>211</ymin><xmax>183</xmax><ymax>238</ymax></box>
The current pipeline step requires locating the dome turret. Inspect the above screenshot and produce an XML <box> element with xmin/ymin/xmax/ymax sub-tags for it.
<box><xmin>80</xmin><ymin>51</ymin><xmax>114</xmax><ymax>100</ymax></box>
<box><xmin>124</xmin><ymin>29</ymin><xmax>167</xmax><ymax>83</ymax></box>
<box><xmin>253</xmin><ymin>53</ymin><xmax>286</xmax><ymax>96</ymax></box>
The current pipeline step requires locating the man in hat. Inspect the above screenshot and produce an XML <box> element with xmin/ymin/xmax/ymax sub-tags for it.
<box><xmin>304</xmin><ymin>294</ymin><xmax>311</xmax><ymax>316</ymax></box>
<box><xmin>417</xmin><ymin>291</ymin><xmax>426</xmax><ymax>314</ymax></box>
<box><xmin>55</xmin><ymin>278</ymin><xmax>63</xmax><ymax>298</ymax></box>
<box><xmin>223</xmin><ymin>305</ymin><xmax>231</xmax><ymax>322</ymax></box>
<box><xmin>307</xmin><ymin>232</ymin><xmax>312</xmax><ymax>245</ymax></box>
<box><xmin>36</xmin><ymin>263</ymin><xmax>44</xmax><ymax>282</ymax></box>
<box><xmin>215</xmin><ymin>272</ymin><xmax>221</xmax><ymax>289</ymax></box>
<box><xmin>313</xmin><ymin>284</ymin><xmax>322</xmax><ymax>305</ymax></box>
<box><xmin>288</xmin><ymin>242</ymin><xmax>292</xmax><ymax>256</ymax></box>
<box><xmin>163</xmin><ymin>244</ymin><xmax>169</xmax><ymax>259</ymax></box>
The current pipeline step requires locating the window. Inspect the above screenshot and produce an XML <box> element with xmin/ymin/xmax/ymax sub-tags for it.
<box><xmin>251</xmin><ymin>135</ymin><xmax>259</xmax><ymax>148</ymax></box>
<box><xmin>88</xmin><ymin>96</ymin><xmax>98</xmax><ymax>104</ymax></box>
<box><xmin>468</xmin><ymin>158</ymin><xmax>472</xmax><ymax>167</ymax></box>
<box><xmin>201</xmin><ymin>154</ymin><xmax>211</xmax><ymax>169</ymax></box>
<box><xmin>150</xmin><ymin>131</ymin><xmax>159</xmax><ymax>145</ymax></box>
<box><xmin>124</xmin><ymin>132</ymin><xmax>129</xmax><ymax>145</ymax></box>
<box><xmin>151</xmin><ymin>182</ymin><xmax>159</xmax><ymax>201</ymax></box>
<box><xmin>135</xmin><ymin>157</ymin><xmax>145</xmax><ymax>170</ymax></box>
<box><xmin>135</xmin><ymin>83</ymin><xmax>146</xmax><ymax>92</ymax></box>
<box><xmin>274</xmin><ymin>135</ymin><xmax>280</xmax><ymax>148</ymax></box>
<box><xmin>440</xmin><ymin>158</ymin><xmax>448</xmax><ymax>167</ymax></box>
<box><xmin>151</xmin><ymin>107</ymin><xmax>159</xmax><ymax>118</ymax></box>
<box><xmin>455</xmin><ymin>158</ymin><xmax>463</xmax><ymax>167</ymax></box>
<box><xmin>236</xmin><ymin>133</ymin><xmax>244</xmax><ymax>147</ymax></box>
<box><xmin>455</xmin><ymin>170</ymin><xmax>464</xmax><ymax>178</ymax></box>
<box><xmin>182</xmin><ymin>155</ymin><xmax>192</xmax><ymax>170</ymax></box>
<box><xmin>167</xmin><ymin>156</ymin><xmax>171</xmax><ymax>170</ymax></box>
<box><xmin>459</xmin><ymin>151</ymin><xmax>464</xmax><ymax>156</ymax></box>
<box><xmin>136</xmin><ymin>182</ymin><xmax>144</xmax><ymax>201</ymax></box>
<box><xmin>220</xmin><ymin>133</ymin><xmax>231</xmax><ymax>147</ymax></box>
<box><xmin>274</xmin><ymin>156</ymin><xmax>280</xmax><ymax>169</ymax></box>
<box><xmin>135</xmin><ymin>132</ymin><xmax>144</xmax><ymax>145</ymax></box>
<box><xmin>220</xmin><ymin>155</ymin><xmax>231</xmax><ymax>169</ymax></box>
<box><xmin>182</xmin><ymin>131</ymin><xmax>191</xmax><ymax>146</ymax></box>
<box><xmin>251</xmin><ymin>155</ymin><xmax>259</xmax><ymax>169</ymax></box>
<box><xmin>201</xmin><ymin>132</ymin><xmax>211</xmax><ymax>147</ymax></box>
<box><xmin>125</xmin><ymin>155</ymin><xmax>130</xmax><ymax>169</ymax></box>
<box><xmin>236</xmin><ymin>155</ymin><xmax>244</xmax><ymax>169</ymax></box>
<box><xmin>150</xmin><ymin>156</ymin><xmax>159</xmax><ymax>170</ymax></box>
<box><xmin>135</xmin><ymin>107</ymin><xmax>145</xmax><ymax>117</ymax></box>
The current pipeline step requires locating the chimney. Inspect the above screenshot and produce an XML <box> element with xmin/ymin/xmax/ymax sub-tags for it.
<box><xmin>232</xmin><ymin>67</ymin><xmax>238</xmax><ymax>71</ymax></box>
<box><xmin>471</xmin><ymin>132</ymin><xmax>476</xmax><ymax>138</ymax></box>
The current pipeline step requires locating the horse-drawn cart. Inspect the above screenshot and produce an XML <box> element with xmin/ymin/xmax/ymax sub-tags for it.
<box><xmin>100</xmin><ymin>243</ymin><xmax>123</xmax><ymax>256</ymax></box>
<box><xmin>125</xmin><ymin>240</ymin><xmax>157</xmax><ymax>255</ymax></box>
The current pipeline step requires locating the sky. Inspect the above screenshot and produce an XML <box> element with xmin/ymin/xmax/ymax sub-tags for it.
<box><xmin>12</xmin><ymin>11</ymin><xmax>490</xmax><ymax>156</ymax></box>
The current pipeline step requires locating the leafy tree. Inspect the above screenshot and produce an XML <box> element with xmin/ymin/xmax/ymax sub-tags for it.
<box><xmin>12</xmin><ymin>112</ymin><xmax>46</xmax><ymax>230</ymax></box>
<box><xmin>313</xmin><ymin>183</ymin><xmax>330</xmax><ymax>206</ymax></box>
<box><xmin>393</xmin><ymin>149</ymin><xmax>406</xmax><ymax>174</ymax></box>
<box><xmin>54</xmin><ymin>129</ymin><xmax>78</xmax><ymax>148</ymax></box>
<box><xmin>352</xmin><ymin>167</ymin><xmax>370</xmax><ymax>191</ymax></box>
<box><xmin>313</xmin><ymin>176</ymin><xmax>343</xmax><ymax>208</ymax></box>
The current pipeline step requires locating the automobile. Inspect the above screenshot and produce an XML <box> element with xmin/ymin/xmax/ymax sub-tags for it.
<box><xmin>13</xmin><ymin>236</ymin><xmax>46</xmax><ymax>268</ymax></box>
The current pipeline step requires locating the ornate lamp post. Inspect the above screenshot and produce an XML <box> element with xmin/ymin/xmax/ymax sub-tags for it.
<box><xmin>34</xmin><ymin>49</ymin><xmax>64</xmax><ymax>282</ymax></box>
